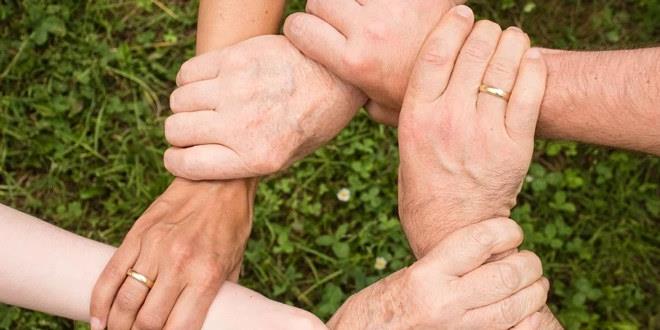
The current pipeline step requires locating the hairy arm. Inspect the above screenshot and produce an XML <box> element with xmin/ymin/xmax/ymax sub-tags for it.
<box><xmin>539</xmin><ymin>48</ymin><xmax>660</xmax><ymax>154</ymax></box>
<box><xmin>0</xmin><ymin>204</ymin><xmax>323</xmax><ymax>329</ymax></box>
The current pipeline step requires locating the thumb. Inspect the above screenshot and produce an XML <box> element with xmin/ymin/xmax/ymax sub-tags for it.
<box><xmin>365</xmin><ymin>101</ymin><xmax>400</xmax><ymax>127</ymax></box>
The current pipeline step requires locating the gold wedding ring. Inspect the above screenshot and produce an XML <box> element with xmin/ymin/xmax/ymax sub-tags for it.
<box><xmin>479</xmin><ymin>84</ymin><xmax>510</xmax><ymax>101</ymax></box>
<box><xmin>126</xmin><ymin>269</ymin><xmax>155</xmax><ymax>289</ymax></box>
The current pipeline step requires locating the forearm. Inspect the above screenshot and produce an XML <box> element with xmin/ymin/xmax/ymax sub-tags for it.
<box><xmin>183</xmin><ymin>0</ymin><xmax>286</xmax><ymax>275</ymax></box>
<box><xmin>0</xmin><ymin>204</ymin><xmax>323</xmax><ymax>329</ymax></box>
<box><xmin>538</xmin><ymin>47</ymin><xmax>660</xmax><ymax>155</ymax></box>
<box><xmin>196</xmin><ymin>0</ymin><xmax>285</xmax><ymax>54</ymax></box>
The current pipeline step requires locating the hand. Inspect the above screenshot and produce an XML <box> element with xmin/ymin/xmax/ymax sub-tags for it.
<box><xmin>164</xmin><ymin>35</ymin><xmax>366</xmax><ymax>181</ymax></box>
<box><xmin>395</xmin><ymin>8</ymin><xmax>547</xmax><ymax>256</ymax></box>
<box><xmin>328</xmin><ymin>218</ymin><xmax>549</xmax><ymax>329</ymax></box>
<box><xmin>284</xmin><ymin>0</ymin><xmax>464</xmax><ymax>125</ymax></box>
<box><xmin>90</xmin><ymin>178</ymin><xmax>256</xmax><ymax>330</ymax></box>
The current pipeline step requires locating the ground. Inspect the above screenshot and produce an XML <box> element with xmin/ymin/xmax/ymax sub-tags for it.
<box><xmin>0</xmin><ymin>0</ymin><xmax>658</xmax><ymax>329</ymax></box>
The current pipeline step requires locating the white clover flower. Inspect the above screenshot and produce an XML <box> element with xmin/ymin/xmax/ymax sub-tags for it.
<box><xmin>337</xmin><ymin>188</ymin><xmax>351</xmax><ymax>202</ymax></box>
<box><xmin>374</xmin><ymin>257</ymin><xmax>388</xmax><ymax>270</ymax></box>
<box><xmin>525</xmin><ymin>175</ymin><xmax>534</xmax><ymax>183</ymax></box>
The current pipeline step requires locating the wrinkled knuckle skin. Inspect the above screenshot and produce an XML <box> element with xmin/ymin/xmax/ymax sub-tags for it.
<box><xmin>497</xmin><ymin>297</ymin><xmax>521</xmax><ymax>327</ymax></box>
<box><xmin>105</xmin><ymin>262</ymin><xmax>128</xmax><ymax>280</ymax></box>
<box><xmin>133</xmin><ymin>313</ymin><xmax>165</xmax><ymax>330</ymax></box>
<box><xmin>169</xmin><ymin>243</ymin><xmax>194</xmax><ymax>271</ymax></box>
<box><xmin>115</xmin><ymin>290</ymin><xmax>142</xmax><ymax>312</ymax></box>
<box><xmin>469</xmin><ymin>224</ymin><xmax>495</xmax><ymax>248</ymax></box>
<box><xmin>420</xmin><ymin>46</ymin><xmax>452</xmax><ymax>69</ymax></box>
<box><xmin>487</xmin><ymin>59</ymin><xmax>515</xmax><ymax>78</ymax></box>
<box><xmin>497</xmin><ymin>262</ymin><xmax>520</xmax><ymax>291</ymax></box>
<box><xmin>462</xmin><ymin>39</ymin><xmax>493</xmax><ymax>62</ymax></box>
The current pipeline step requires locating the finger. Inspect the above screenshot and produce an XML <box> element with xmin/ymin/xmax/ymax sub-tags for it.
<box><xmin>164</xmin><ymin>285</ymin><xmax>218</xmax><ymax>330</ymax></box>
<box><xmin>365</xmin><ymin>101</ymin><xmax>400</xmax><ymax>127</ymax></box>
<box><xmin>169</xmin><ymin>79</ymin><xmax>222</xmax><ymax>113</ymax></box>
<box><xmin>305</xmin><ymin>0</ymin><xmax>360</xmax><ymax>33</ymax></box>
<box><xmin>463</xmin><ymin>278</ymin><xmax>549</xmax><ymax>329</ymax></box>
<box><xmin>455</xmin><ymin>250</ymin><xmax>544</xmax><ymax>308</ymax></box>
<box><xmin>505</xmin><ymin>48</ymin><xmax>547</xmax><ymax>142</ymax></box>
<box><xmin>133</xmin><ymin>272</ymin><xmax>185</xmax><ymax>330</ymax></box>
<box><xmin>90</xmin><ymin>239</ymin><xmax>141</xmax><ymax>330</ymax></box>
<box><xmin>424</xmin><ymin>218</ymin><xmax>524</xmax><ymax>276</ymax></box>
<box><xmin>405</xmin><ymin>5</ymin><xmax>474</xmax><ymax>102</ymax></box>
<box><xmin>107</xmin><ymin>253</ymin><xmax>159</xmax><ymax>330</ymax></box>
<box><xmin>164</xmin><ymin>145</ymin><xmax>252</xmax><ymax>181</ymax></box>
<box><xmin>164</xmin><ymin>111</ymin><xmax>235</xmax><ymax>148</ymax></box>
<box><xmin>476</xmin><ymin>26</ymin><xmax>530</xmax><ymax>130</ymax></box>
<box><xmin>175</xmin><ymin>51</ymin><xmax>225</xmax><ymax>86</ymax></box>
<box><xmin>445</xmin><ymin>20</ymin><xmax>502</xmax><ymax>109</ymax></box>
<box><xmin>511</xmin><ymin>312</ymin><xmax>542</xmax><ymax>330</ymax></box>
<box><xmin>284</xmin><ymin>13</ymin><xmax>348</xmax><ymax>77</ymax></box>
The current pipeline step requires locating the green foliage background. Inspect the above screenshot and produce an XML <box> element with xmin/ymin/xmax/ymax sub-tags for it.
<box><xmin>0</xmin><ymin>0</ymin><xmax>658</xmax><ymax>329</ymax></box>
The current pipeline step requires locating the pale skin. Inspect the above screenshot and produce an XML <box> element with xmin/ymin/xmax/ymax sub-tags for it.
<box><xmin>90</xmin><ymin>1</ymin><xmax>285</xmax><ymax>329</ymax></box>
<box><xmin>329</xmin><ymin>7</ymin><xmax>563</xmax><ymax>329</ymax></box>
<box><xmin>165</xmin><ymin>3</ymin><xmax>552</xmax><ymax>329</ymax></box>
<box><xmin>0</xmin><ymin>203</ymin><xmax>546</xmax><ymax>329</ymax></box>
<box><xmin>163</xmin><ymin>3</ymin><xmax>657</xmax><ymax>327</ymax></box>
<box><xmin>0</xmin><ymin>204</ymin><xmax>325</xmax><ymax>330</ymax></box>
<box><xmin>283</xmin><ymin>1</ymin><xmax>660</xmax><ymax>154</ymax></box>
<box><xmin>164</xmin><ymin>1</ymin><xmax>659</xmax><ymax>179</ymax></box>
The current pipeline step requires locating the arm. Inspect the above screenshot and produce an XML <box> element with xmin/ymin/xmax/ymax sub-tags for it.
<box><xmin>0</xmin><ymin>204</ymin><xmax>324</xmax><ymax>330</ymax></box>
<box><xmin>90</xmin><ymin>1</ymin><xmax>286</xmax><ymax>329</ymax></box>
<box><xmin>538</xmin><ymin>48</ymin><xmax>660</xmax><ymax>154</ymax></box>
<box><xmin>329</xmin><ymin>9</ymin><xmax>561</xmax><ymax>329</ymax></box>
<box><xmin>284</xmin><ymin>4</ymin><xmax>660</xmax><ymax>155</ymax></box>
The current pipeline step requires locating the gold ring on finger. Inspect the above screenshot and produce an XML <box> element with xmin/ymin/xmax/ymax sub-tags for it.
<box><xmin>126</xmin><ymin>269</ymin><xmax>155</xmax><ymax>289</ymax></box>
<box><xmin>479</xmin><ymin>84</ymin><xmax>511</xmax><ymax>102</ymax></box>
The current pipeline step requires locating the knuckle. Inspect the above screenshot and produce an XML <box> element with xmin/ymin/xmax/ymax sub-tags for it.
<box><xmin>363</xmin><ymin>22</ymin><xmax>389</xmax><ymax>42</ymax></box>
<box><xmin>197</xmin><ymin>269</ymin><xmax>223</xmax><ymax>289</ymax></box>
<box><xmin>115</xmin><ymin>289</ymin><xmax>142</xmax><ymax>312</ymax></box>
<box><xmin>468</xmin><ymin>223</ymin><xmax>495</xmax><ymax>247</ymax></box>
<box><xmin>419</xmin><ymin>45</ymin><xmax>452</xmax><ymax>68</ymax></box>
<box><xmin>497</xmin><ymin>262</ymin><xmax>520</xmax><ymax>290</ymax></box>
<box><xmin>134</xmin><ymin>313</ymin><xmax>165</xmax><ymax>330</ymax></box>
<box><xmin>497</xmin><ymin>297</ymin><xmax>521</xmax><ymax>326</ymax></box>
<box><xmin>462</xmin><ymin>38</ymin><xmax>494</xmax><ymax>61</ymax></box>
<box><xmin>487</xmin><ymin>58</ymin><xmax>515</xmax><ymax>77</ymax></box>
<box><xmin>169</xmin><ymin>242</ymin><xmax>194</xmax><ymax>269</ymax></box>
<box><xmin>405</xmin><ymin>264</ymin><xmax>428</xmax><ymax>288</ymax></box>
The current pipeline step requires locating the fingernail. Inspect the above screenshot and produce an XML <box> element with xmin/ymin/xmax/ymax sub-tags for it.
<box><xmin>526</xmin><ymin>48</ymin><xmax>542</xmax><ymax>59</ymax></box>
<box><xmin>455</xmin><ymin>5</ymin><xmax>473</xmax><ymax>18</ymax></box>
<box><xmin>90</xmin><ymin>317</ymin><xmax>104</xmax><ymax>330</ymax></box>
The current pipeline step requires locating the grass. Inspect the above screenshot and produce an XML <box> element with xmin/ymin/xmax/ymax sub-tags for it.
<box><xmin>0</xmin><ymin>0</ymin><xmax>658</xmax><ymax>329</ymax></box>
